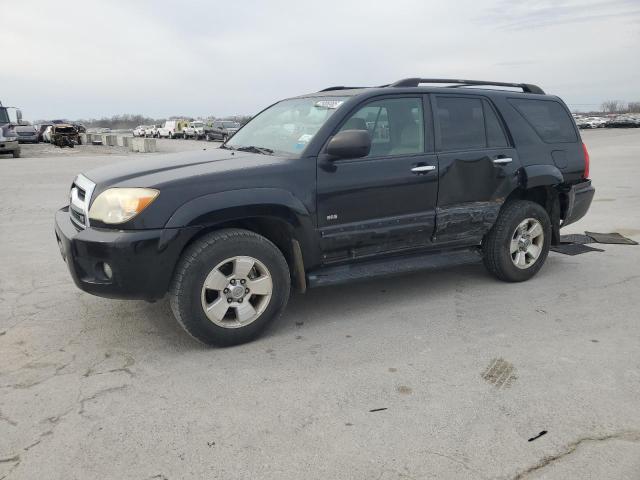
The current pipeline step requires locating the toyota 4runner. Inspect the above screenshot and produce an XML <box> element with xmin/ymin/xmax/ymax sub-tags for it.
<box><xmin>54</xmin><ymin>78</ymin><xmax>594</xmax><ymax>345</ymax></box>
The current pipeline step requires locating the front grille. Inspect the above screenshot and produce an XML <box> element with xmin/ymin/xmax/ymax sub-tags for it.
<box><xmin>69</xmin><ymin>174</ymin><xmax>95</xmax><ymax>229</ymax></box>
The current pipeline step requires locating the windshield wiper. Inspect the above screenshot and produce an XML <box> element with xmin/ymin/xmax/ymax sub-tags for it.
<box><xmin>219</xmin><ymin>144</ymin><xmax>235</xmax><ymax>150</ymax></box>
<box><xmin>234</xmin><ymin>145</ymin><xmax>274</xmax><ymax>155</ymax></box>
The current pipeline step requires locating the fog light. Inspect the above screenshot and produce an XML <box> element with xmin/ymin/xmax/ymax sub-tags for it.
<box><xmin>102</xmin><ymin>262</ymin><xmax>113</xmax><ymax>280</ymax></box>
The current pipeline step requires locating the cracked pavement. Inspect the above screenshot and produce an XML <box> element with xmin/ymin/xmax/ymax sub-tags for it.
<box><xmin>1</xmin><ymin>130</ymin><xmax>640</xmax><ymax>479</ymax></box>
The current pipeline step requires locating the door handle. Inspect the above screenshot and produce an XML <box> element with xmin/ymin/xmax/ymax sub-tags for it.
<box><xmin>492</xmin><ymin>157</ymin><xmax>513</xmax><ymax>164</ymax></box>
<box><xmin>411</xmin><ymin>165</ymin><xmax>436</xmax><ymax>173</ymax></box>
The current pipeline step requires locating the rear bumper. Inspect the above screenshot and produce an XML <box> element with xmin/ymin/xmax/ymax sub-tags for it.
<box><xmin>54</xmin><ymin>207</ymin><xmax>198</xmax><ymax>300</ymax></box>
<box><xmin>562</xmin><ymin>179</ymin><xmax>595</xmax><ymax>227</ymax></box>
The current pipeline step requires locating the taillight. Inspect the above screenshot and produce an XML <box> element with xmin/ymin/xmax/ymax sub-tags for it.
<box><xmin>582</xmin><ymin>142</ymin><xmax>590</xmax><ymax>179</ymax></box>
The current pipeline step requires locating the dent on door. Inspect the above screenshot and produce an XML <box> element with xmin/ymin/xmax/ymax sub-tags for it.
<box><xmin>434</xmin><ymin>152</ymin><xmax>519</xmax><ymax>244</ymax></box>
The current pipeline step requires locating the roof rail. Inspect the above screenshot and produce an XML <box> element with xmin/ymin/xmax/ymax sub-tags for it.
<box><xmin>389</xmin><ymin>78</ymin><xmax>545</xmax><ymax>94</ymax></box>
<box><xmin>318</xmin><ymin>86</ymin><xmax>367</xmax><ymax>92</ymax></box>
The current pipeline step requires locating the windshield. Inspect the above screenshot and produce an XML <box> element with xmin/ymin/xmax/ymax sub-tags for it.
<box><xmin>192</xmin><ymin>122</ymin><xmax>204</xmax><ymax>127</ymax></box>
<box><xmin>226</xmin><ymin>96</ymin><xmax>347</xmax><ymax>154</ymax></box>
<box><xmin>0</xmin><ymin>108</ymin><xmax>9</xmax><ymax>124</ymax></box>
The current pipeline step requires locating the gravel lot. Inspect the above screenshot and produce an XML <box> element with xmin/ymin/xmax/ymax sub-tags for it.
<box><xmin>1</xmin><ymin>129</ymin><xmax>639</xmax><ymax>479</ymax></box>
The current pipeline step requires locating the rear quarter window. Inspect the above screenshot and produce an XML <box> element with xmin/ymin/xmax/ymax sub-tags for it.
<box><xmin>509</xmin><ymin>98</ymin><xmax>577</xmax><ymax>143</ymax></box>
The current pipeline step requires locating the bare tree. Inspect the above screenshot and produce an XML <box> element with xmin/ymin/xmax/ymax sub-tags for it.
<box><xmin>627</xmin><ymin>102</ymin><xmax>640</xmax><ymax>113</ymax></box>
<box><xmin>601</xmin><ymin>100</ymin><xmax>624</xmax><ymax>113</ymax></box>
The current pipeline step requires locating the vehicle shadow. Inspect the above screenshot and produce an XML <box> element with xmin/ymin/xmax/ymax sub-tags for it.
<box><xmin>143</xmin><ymin>256</ymin><xmax>570</xmax><ymax>349</ymax></box>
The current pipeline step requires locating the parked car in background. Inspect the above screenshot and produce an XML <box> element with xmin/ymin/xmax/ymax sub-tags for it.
<box><xmin>0</xmin><ymin>101</ymin><xmax>21</xmax><ymax>157</ymax></box>
<box><xmin>133</xmin><ymin>125</ymin><xmax>146</xmax><ymax>137</ymax></box>
<box><xmin>575</xmin><ymin>116</ymin><xmax>607</xmax><ymax>129</ymax></box>
<box><xmin>204</xmin><ymin>120</ymin><xmax>241</xmax><ymax>142</ymax></box>
<box><xmin>606</xmin><ymin>114</ymin><xmax>640</xmax><ymax>128</ymax></box>
<box><xmin>183</xmin><ymin>121</ymin><xmax>206</xmax><ymax>140</ymax></box>
<box><xmin>36</xmin><ymin>123</ymin><xmax>53</xmax><ymax>142</ymax></box>
<box><xmin>15</xmin><ymin>123</ymin><xmax>39</xmax><ymax>143</ymax></box>
<box><xmin>158</xmin><ymin>120</ymin><xmax>188</xmax><ymax>139</ymax></box>
<box><xmin>146</xmin><ymin>125</ymin><xmax>160</xmax><ymax>138</ymax></box>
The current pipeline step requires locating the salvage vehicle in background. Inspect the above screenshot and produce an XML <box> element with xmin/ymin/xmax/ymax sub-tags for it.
<box><xmin>51</xmin><ymin>124</ymin><xmax>80</xmax><ymax>147</ymax></box>
<box><xmin>183</xmin><ymin>121</ymin><xmax>206</xmax><ymax>140</ymax></box>
<box><xmin>0</xmin><ymin>100</ymin><xmax>21</xmax><ymax>157</ymax></box>
<box><xmin>204</xmin><ymin>120</ymin><xmax>240</xmax><ymax>142</ymax></box>
<box><xmin>55</xmin><ymin>77</ymin><xmax>594</xmax><ymax>346</ymax></box>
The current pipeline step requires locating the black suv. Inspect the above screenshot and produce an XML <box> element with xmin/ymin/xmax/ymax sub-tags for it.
<box><xmin>204</xmin><ymin>120</ymin><xmax>241</xmax><ymax>142</ymax></box>
<box><xmin>54</xmin><ymin>78</ymin><xmax>594</xmax><ymax>345</ymax></box>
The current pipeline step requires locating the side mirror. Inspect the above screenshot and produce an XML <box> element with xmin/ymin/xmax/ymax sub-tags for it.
<box><xmin>326</xmin><ymin>129</ymin><xmax>371</xmax><ymax>159</ymax></box>
<box><xmin>16</xmin><ymin>109</ymin><xmax>22</xmax><ymax>125</ymax></box>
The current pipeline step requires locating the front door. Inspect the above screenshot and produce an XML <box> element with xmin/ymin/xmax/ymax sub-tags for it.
<box><xmin>432</xmin><ymin>94</ymin><xmax>520</xmax><ymax>245</ymax></box>
<box><xmin>316</xmin><ymin>95</ymin><xmax>439</xmax><ymax>263</ymax></box>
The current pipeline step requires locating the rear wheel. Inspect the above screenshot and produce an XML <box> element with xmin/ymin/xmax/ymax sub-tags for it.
<box><xmin>12</xmin><ymin>149</ymin><xmax>21</xmax><ymax>158</ymax></box>
<box><xmin>170</xmin><ymin>229</ymin><xmax>290</xmax><ymax>346</ymax></box>
<box><xmin>483</xmin><ymin>200</ymin><xmax>551</xmax><ymax>282</ymax></box>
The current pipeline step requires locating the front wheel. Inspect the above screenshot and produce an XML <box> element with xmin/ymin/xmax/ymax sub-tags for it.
<box><xmin>170</xmin><ymin>229</ymin><xmax>291</xmax><ymax>346</ymax></box>
<box><xmin>483</xmin><ymin>200</ymin><xmax>551</xmax><ymax>282</ymax></box>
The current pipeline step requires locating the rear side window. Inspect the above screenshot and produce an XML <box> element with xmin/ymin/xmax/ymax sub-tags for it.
<box><xmin>436</xmin><ymin>97</ymin><xmax>509</xmax><ymax>150</ymax></box>
<box><xmin>509</xmin><ymin>98</ymin><xmax>577</xmax><ymax>143</ymax></box>
<box><xmin>484</xmin><ymin>100</ymin><xmax>508</xmax><ymax>147</ymax></box>
<box><xmin>437</xmin><ymin>97</ymin><xmax>485</xmax><ymax>150</ymax></box>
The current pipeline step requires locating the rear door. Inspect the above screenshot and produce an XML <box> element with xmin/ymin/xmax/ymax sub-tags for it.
<box><xmin>316</xmin><ymin>95</ymin><xmax>439</xmax><ymax>262</ymax></box>
<box><xmin>433</xmin><ymin>94</ymin><xmax>520</xmax><ymax>245</ymax></box>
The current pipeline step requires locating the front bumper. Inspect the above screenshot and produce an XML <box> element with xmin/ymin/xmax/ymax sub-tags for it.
<box><xmin>54</xmin><ymin>207</ymin><xmax>198</xmax><ymax>300</ymax></box>
<box><xmin>18</xmin><ymin>135</ymin><xmax>38</xmax><ymax>143</ymax></box>
<box><xmin>0</xmin><ymin>139</ymin><xmax>19</xmax><ymax>153</ymax></box>
<box><xmin>562</xmin><ymin>179</ymin><xmax>595</xmax><ymax>227</ymax></box>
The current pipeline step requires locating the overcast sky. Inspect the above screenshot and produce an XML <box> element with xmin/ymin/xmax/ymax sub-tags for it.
<box><xmin>2</xmin><ymin>0</ymin><xmax>639</xmax><ymax>120</ymax></box>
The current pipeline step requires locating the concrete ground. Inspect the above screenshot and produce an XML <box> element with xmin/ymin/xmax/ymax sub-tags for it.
<box><xmin>14</xmin><ymin>137</ymin><xmax>213</xmax><ymax>158</ymax></box>
<box><xmin>1</xmin><ymin>129</ymin><xmax>639</xmax><ymax>479</ymax></box>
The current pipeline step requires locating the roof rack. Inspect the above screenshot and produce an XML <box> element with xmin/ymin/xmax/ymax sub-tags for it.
<box><xmin>389</xmin><ymin>78</ymin><xmax>545</xmax><ymax>94</ymax></box>
<box><xmin>318</xmin><ymin>86</ymin><xmax>367</xmax><ymax>92</ymax></box>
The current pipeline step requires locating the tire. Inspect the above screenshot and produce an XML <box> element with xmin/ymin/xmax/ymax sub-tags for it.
<box><xmin>482</xmin><ymin>200</ymin><xmax>551</xmax><ymax>282</ymax></box>
<box><xmin>170</xmin><ymin>228</ymin><xmax>291</xmax><ymax>346</ymax></box>
<box><xmin>12</xmin><ymin>149</ymin><xmax>21</xmax><ymax>158</ymax></box>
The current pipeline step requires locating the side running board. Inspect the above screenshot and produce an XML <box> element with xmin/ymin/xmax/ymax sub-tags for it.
<box><xmin>306</xmin><ymin>248</ymin><xmax>482</xmax><ymax>288</ymax></box>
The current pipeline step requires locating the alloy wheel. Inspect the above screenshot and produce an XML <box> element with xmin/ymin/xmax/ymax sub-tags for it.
<box><xmin>200</xmin><ymin>256</ymin><xmax>273</xmax><ymax>328</ymax></box>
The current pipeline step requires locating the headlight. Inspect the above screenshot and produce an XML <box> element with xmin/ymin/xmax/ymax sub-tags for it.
<box><xmin>89</xmin><ymin>188</ymin><xmax>159</xmax><ymax>224</ymax></box>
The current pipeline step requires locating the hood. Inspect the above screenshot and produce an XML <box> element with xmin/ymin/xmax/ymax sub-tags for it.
<box><xmin>15</xmin><ymin>125</ymin><xmax>37</xmax><ymax>133</ymax></box>
<box><xmin>83</xmin><ymin>148</ymin><xmax>290</xmax><ymax>189</ymax></box>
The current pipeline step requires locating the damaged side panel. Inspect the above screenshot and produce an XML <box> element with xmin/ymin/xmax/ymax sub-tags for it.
<box><xmin>434</xmin><ymin>147</ymin><xmax>521</xmax><ymax>245</ymax></box>
<box><xmin>434</xmin><ymin>201</ymin><xmax>502</xmax><ymax>245</ymax></box>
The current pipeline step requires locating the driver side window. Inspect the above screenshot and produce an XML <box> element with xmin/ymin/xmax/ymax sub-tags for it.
<box><xmin>338</xmin><ymin>97</ymin><xmax>424</xmax><ymax>157</ymax></box>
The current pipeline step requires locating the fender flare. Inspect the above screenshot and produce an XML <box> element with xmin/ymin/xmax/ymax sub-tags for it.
<box><xmin>165</xmin><ymin>188</ymin><xmax>318</xmax><ymax>265</ymax></box>
<box><xmin>522</xmin><ymin>164</ymin><xmax>564</xmax><ymax>188</ymax></box>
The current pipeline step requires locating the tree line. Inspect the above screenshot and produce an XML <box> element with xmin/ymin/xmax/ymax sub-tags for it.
<box><xmin>601</xmin><ymin>100</ymin><xmax>640</xmax><ymax>114</ymax></box>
